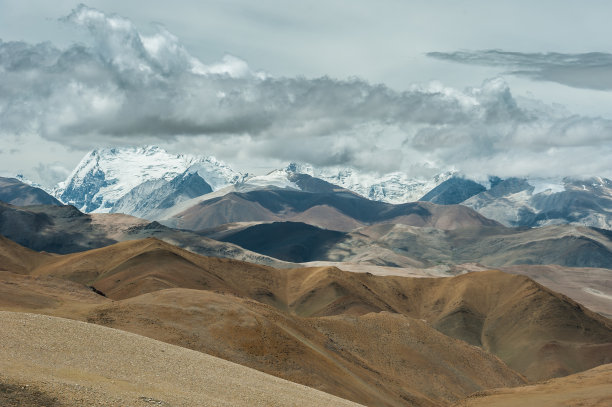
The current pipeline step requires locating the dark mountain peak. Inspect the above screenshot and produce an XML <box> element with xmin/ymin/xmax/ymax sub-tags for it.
<box><xmin>419</xmin><ymin>176</ymin><xmax>486</xmax><ymax>204</ymax></box>
<box><xmin>163</xmin><ymin>171</ymin><xmax>212</xmax><ymax>201</ymax></box>
<box><xmin>487</xmin><ymin>177</ymin><xmax>534</xmax><ymax>197</ymax></box>
<box><xmin>286</xmin><ymin>172</ymin><xmax>350</xmax><ymax>194</ymax></box>
<box><xmin>0</xmin><ymin>176</ymin><xmax>62</xmax><ymax>206</ymax></box>
<box><xmin>488</xmin><ymin>175</ymin><xmax>503</xmax><ymax>189</ymax></box>
<box><xmin>286</xmin><ymin>162</ymin><xmax>300</xmax><ymax>173</ymax></box>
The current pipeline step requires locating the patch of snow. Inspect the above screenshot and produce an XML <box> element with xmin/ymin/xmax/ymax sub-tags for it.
<box><xmin>530</xmin><ymin>178</ymin><xmax>565</xmax><ymax>194</ymax></box>
<box><xmin>287</xmin><ymin>162</ymin><xmax>454</xmax><ymax>203</ymax></box>
<box><xmin>240</xmin><ymin>169</ymin><xmax>300</xmax><ymax>191</ymax></box>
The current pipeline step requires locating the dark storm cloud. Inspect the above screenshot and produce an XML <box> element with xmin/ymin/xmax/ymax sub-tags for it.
<box><xmin>428</xmin><ymin>50</ymin><xmax>612</xmax><ymax>90</ymax></box>
<box><xmin>1</xmin><ymin>4</ymin><xmax>612</xmax><ymax>179</ymax></box>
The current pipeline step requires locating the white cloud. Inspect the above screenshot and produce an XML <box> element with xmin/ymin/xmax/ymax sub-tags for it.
<box><xmin>0</xmin><ymin>4</ymin><xmax>611</xmax><ymax>183</ymax></box>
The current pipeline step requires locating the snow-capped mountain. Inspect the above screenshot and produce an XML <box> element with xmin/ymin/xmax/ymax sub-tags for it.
<box><xmin>238</xmin><ymin>169</ymin><xmax>301</xmax><ymax>191</ymax></box>
<box><xmin>285</xmin><ymin>163</ymin><xmax>454</xmax><ymax>203</ymax></box>
<box><xmin>110</xmin><ymin>171</ymin><xmax>213</xmax><ymax>219</ymax></box>
<box><xmin>53</xmin><ymin>146</ymin><xmax>242</xmax><ymax>213</ymax></box>
<box><xmin>51</xmin><ymin>146</ymin><xmax>612</xmax><ymax>231</ymax></box>
<box><xmin>421</xmin><ymin>175</ymin><xmax>612</xmax><ymax>229</ymax></box>
<box><xmin>231</xmin><ymin>163</ymin><xmax>452</xmax><ymax>202</ymax></box>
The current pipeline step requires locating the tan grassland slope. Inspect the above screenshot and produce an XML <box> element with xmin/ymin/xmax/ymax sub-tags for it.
<box><xmin>0</xmin><ymin>311</ymin><xmax>363</xmax><ymax>407</ymax></box>
<box><xmin>1</xmin><ymin>236</ymin><xmax>612</xmax><ymax>406</ymax></box>
<box><xmin>26</xmin><ymin>238</ymin><xmax>611</xmax><ymax>382</ymax></box>
<box><xmin>456</xmin><ymin>363</ymin><xmax>612</xmax><ymax>407</ymax></box>
<box><xmin>0</xmin><ymin>253</ymin><xmax>525</xmax><ymax>406</ymax></box>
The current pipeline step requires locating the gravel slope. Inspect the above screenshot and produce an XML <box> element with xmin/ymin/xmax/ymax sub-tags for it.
<box><xmin>0</xmin><ymin>311</ymin><xmax>363</xmax><ymax>407</ymax></box>
<box><xmin>455</xmin><ymin>363</ymin><xmax>612</xmax><ymax>407</ymax></box>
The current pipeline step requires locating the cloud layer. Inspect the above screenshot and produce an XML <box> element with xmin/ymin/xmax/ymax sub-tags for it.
<box><xmin>1</xmin><ymin>5</ymin><xmax>612</xmax><ymax>180</ymax></box>
<box><xmin>428</xmin><ymin>50</ymin><xmax>612</xmax><ymax>91</ymax></box>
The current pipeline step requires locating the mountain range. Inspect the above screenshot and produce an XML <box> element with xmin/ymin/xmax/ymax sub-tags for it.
<box><xmin>2</xmin><ymin>146</ymin><xmax>612</xmax><ymax>406</ymax></box>
<box><xmin>29</xmin><ymin>146</ymin><xmax>611</xmax><ymax>231</ymax></box>
<box><xmin>2</xmin><ymin>235</ymin><xmax>611</xmax><ymax>406</ymax></box>
<box><xmin>430</xmin><ymin>176</ymin><xmax>612</xmax><ymax>229</ymax></box>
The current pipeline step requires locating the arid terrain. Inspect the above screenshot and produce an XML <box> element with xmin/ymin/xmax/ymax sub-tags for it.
<box><xmin>0</xmin><ymin>311</ymin><xmax>364</xmax><ymax>407</ymax></box>
<box><xmin>1</xmin><ymin>234</ymin><xmax>611</xmax><ymax>406</ymax></box>
<box><xmin>455</xmin><ymin>363</ymin><xmax>612</xmax><ymax>407</ymax></box>
<box><xmin>3</xmin><ymin>1</ymin><xmax>612</xmax><ymax>405</ymax></box>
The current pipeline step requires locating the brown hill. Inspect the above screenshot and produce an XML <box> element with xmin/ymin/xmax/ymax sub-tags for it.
<box><xmin>488</xmin><ymin>264</ymin><xmax>612</xmax><ymax>319</ymax></box>
<box><xmin>88</xmin><ymin>289</ymin><xmax>525</xmax><ymax>407</ymax></box>
<box><xmin>0</xmin><ymin>311</ymin><xmax>363</xmax><ymax>407</ymax></box>
<box><xmin>0</xmin><ymin>234</ymin><xmax>51</xmax><ymax>273</ymax></box>
<box><xmin>0</xmin><ymin>271</ymin><xmax>107</xmax><ymax>318</ymax></box>
<box><xmin>0</xmin><ymin>201</ymin><xmax>292</xmax><ymax>267</ymax></box>
<box><xmin>315</xmin><ymin>222</ymin><xmax>612</xmax><ymax>269</ymax></box>
<box><xmin>29</xmin><ymin>238</ymin><xmax>275</xmax><ymax>300</ymax></box>
<box><xmin>4</xmin><ymin>237</ymin><xmax>612</xmax><ymax>405</ymax></box>
<box><xmin>0</xmin><ymin>265</ymin><xmax>524</xmax><ymax>407</ymax></box>
<box><xmin>169</xmin><ymin>189</ymin><xmax>499</xmax><ymax>232</ymax></box>
<box><xmin>23</xmin><ymin>238</ymin><xmax>612</xmax><ymax>382</ymax></box>
<box><xmin>455</xmin><ymin>363</ymin><xmax>612</xmax><ymax>407</ymax></box>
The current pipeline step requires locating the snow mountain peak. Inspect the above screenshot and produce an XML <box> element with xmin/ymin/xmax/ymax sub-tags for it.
<box><xmin>284</xmin><ymin>162</ymin><xmax>455</xmax><ymax>203</ymax></box>
<box><xmin>53</xmin><ymin>146</ymin><xmax>241</xmax><ymax>213</ymax></box>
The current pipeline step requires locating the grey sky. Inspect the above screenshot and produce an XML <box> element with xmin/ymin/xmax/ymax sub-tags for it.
<box><xmin>1</xmin><ymin>1</ymin><xmax>612</xmax><ymax>186</ymax></box>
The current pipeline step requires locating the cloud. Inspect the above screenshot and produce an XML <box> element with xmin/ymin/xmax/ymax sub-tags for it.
<box><xmin>427</xmin><ymin>50</ymin><xmax>612</xmax><ymax>90</ymax></box>
<box><xmin>34</xmin><ymin>162</ymin><xmax>71</xmax><ymax>186</ymax></box>
<box><xmin>0</xmin><ymin>4</ymin><xmax>611</xmax><ymax>180</ymax></box>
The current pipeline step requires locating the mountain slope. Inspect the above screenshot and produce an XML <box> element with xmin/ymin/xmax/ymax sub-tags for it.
<box><xmin>420</xmin><ymin>177</ymin><xmax>486</xmax><ymax>204</ymax></box>
<box><xmin>206</xmin><ymin>221</ymin><xmax>346</xmax><ymax>262</ymax></box>
<box><xmin>0</xmin><ymin>273</ymin><xmax>524</xmax><ymax>407</ymax></box>
<box><xmin>455</xmin><ymin>363</ymin><xmax>612</xmax><ymax>407</ymax></box>
<box><xmin>0</xmin><ymin>235</ymin><xmax>51</xmax><ymax>274</ymax></box>
<box><xmin>0</xmin><ymin>238</ymin><xmax>528</xmax><ymax>407</ymax></box>
<box><xmin>463</xmin><ymin>177</ymin><xmax>612</xmax><ymax>229</ymax></box>
<box><xmin>0</xmin><ymin>241</ymin><xmax>526</xmax><ymax>407</ymax></box>
<box><xmin>110</xmin><ymin>171</ymin><xmax>213</xmax><ymax>219</ymax></box>
<box><xmin>0</xmin><ymin>311</ymin><xmax>363</xmax><ymax>407</ymax></box>
<box><xmin>23</xmin><ymin>238</ymin><xmax>612</xmax><ymax>383</ymax></box>
<box><xmin>0</xmin><ymin>202</ymin><xmax>291</xmax><ymax>267</ymax></box>
<box><xmin>210</xmin><ymin>220</ymin><xmax>612</xmax><ymax>270</ymax></box>
<box><xmin>0</xmin><ymin>176</ymin><xmax>62</xmax><ymax>206</ymax></box>
<box><xmin>169</xmin><ymin>189</ymin><xmax>500</xmax><ymax>232</ymax></box>
<box><xmin>496</xmin><ymin>264</ymin><xmax>612</xmax><ymax>319</ymax></box>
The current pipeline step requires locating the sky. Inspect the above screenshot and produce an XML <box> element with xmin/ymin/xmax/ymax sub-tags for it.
<box><xmin>1</xmin><ymin>0</ymin><xmax>612</xmax><ymax>186</ymax></box>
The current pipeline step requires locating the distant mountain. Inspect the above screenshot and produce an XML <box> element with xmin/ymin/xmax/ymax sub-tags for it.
<box><xmin>238</xmin><ymin>166</ymin><xmax>351</xmax><ymax>194</ymax></box>
<box><xmin>419</xmin><ymin>176</ymin><xmax>486</xmax><ymax>204</ymax></box>
<box><xmin>166</xmin><ymin>189</ymin><xmax>500</xmax><ymax>232</ymax></box>
<box><xmin>0</xmin><ymin>176</ymin><xmax>62</xmax><ymax>206</ymax></box>
<box><xmin>53</xmin><ymin>146</ymin><xmax>242</xmax><ymax>213</ymax></box>
<box><xmin>50</xmin><ymin>146</ymin><xmax>612</xmax><ymax>230</ymax></box>
<box><xmin>209</xmin><ymin>220</ymin><xmax>612</xmax><ymax>270</ymax></box>
<box><xmin>205</xmin><ymin>221</ymin><xmax>346</xmax><ymax>262</ymax></box>
<box><xmin>288</xmin><ymin>162</ymin><xmax>454</xmax><ymax>203</ymax></box>
<box><xmin>462</xmin><ymin>177</ymin><xmax>612</xmax><ymax>229</ymax></box>
<box><xmin>0</xmin><ymin>201</ymin><xmax>291</xmax><ymax>267</ymax></box>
